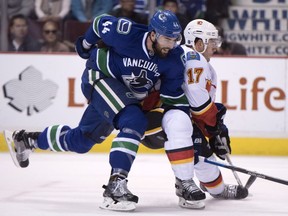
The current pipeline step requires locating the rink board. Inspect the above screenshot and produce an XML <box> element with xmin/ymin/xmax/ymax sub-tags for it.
<box><xmin>0</xmin><ymin>54</ymin><xmax>287</xmax><ymax>155</ymax></box>
<box><xmin>0</xmin><ymin>133</ymin><xmax>287</xmax><ymax>155</ymax></box>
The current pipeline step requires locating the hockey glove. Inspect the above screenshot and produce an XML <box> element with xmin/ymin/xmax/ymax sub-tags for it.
<box><xmin>75</xmin><ymin>36</ymin><xmax>92</xmax><ymax>59</ymax></box>
<box><xmin>205</xmin><ymin>104</ymin><xmax>227</xmax><ymax>137</ymax></box>
<box><xmin>209</xmin><ymin>126</ymin><xmax>231</xmax><ymax>160</ymax></box>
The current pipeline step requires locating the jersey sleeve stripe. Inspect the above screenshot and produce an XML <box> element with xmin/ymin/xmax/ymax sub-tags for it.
<box><xmin>190</xmin><ymin>97</ymin><xmax>213</xmax><ymax>115</ymax></box>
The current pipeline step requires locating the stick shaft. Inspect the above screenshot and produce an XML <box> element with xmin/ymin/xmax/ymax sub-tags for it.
<box><xmin>225</xmin><ymin>154</ymin><xmax>243</xmax><ymax>186</ymax></box>
<box><xmin>245</xmin><ymin>176</ymin><xmax>257</xmax><ymax>189</ymax></box>
<box><xmin>216</xmin><ymin>135</ymin><xmax>243</xmax><ymax>186</ymax></box>
<box><xmin>199</xmin><ymin>156</ymin><xmax>288</xmax><ymax>186</ymax></box>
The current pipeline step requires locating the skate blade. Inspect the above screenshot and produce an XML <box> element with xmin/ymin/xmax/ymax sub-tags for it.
<box><xmin>99</xmin><ymin>197</ymin><xmax>136</xmax><ymax>212</ymax></box>
<box><xmin>3</xmin><ymin>130</ymin><xmax>20</xmax><ymax>168</ymax></box>
<box><xmin>178</xmin><ymin>197</ymin><xmax>205</xmax><ymax>209</ymax></box>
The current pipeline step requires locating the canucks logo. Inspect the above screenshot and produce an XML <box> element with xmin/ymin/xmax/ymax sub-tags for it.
<box><xmin>128</xmin><ymin>70</ymin><xmax>152</xmax><ymax>89</ymax></box>
<box><xmin>122</xmin><ymin>70</ymin><xmax>153</xmax><ymax>100</ymax></box>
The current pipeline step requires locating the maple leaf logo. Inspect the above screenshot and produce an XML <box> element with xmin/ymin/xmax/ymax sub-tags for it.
<box><xmin>3</xmin><ymin>66</ymin><xmax>58</xmax><ymax>115</ymax></box>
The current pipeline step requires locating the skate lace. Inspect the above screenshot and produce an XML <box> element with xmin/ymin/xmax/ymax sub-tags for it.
<box><xmin>14</xmin><ymin>130</ymin><xmax>38</xmax><ymax>150</ymax></box>
<box><xmin>26</xmin><ymin>132</ymin><xmax>40</xmax><ymax>149</ymax></box>
<box><xmin>182</xmin><ymin>179</ymin><xmax>199</xmax><ymax>193</ymax></box>
<box><xmin>221</xmin><ymin>184</ymin><xmax>237</xmax><ymax>199</ymax></box>
<box><xmin>27</xmin><ymin>137</ymin><xmax>37</xmax><ymax>149</ymax></box>
<box><xmin>113</xmin><ymin>178</ymin><xmax>130</xmax><ymax>195</ymax></box>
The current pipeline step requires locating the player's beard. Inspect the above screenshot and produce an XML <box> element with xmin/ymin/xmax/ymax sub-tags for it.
<box><xmin>153</xmin><ymin>41</ymin><xmax>170</xmax><ymax>58</ymax></box>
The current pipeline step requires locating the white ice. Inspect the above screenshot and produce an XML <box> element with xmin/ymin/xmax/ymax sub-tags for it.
<box><xmin>0</xmin><ymin>153</ymin><xmax>288</xmax><ymax>216</ymax></box>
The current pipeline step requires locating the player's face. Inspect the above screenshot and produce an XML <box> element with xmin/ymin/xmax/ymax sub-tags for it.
<box><xmin>204</xmin><ymin>38</ymin><xmax>222</xmax><ymax>59</ymax></box>
<box><xmin>206</xmin><ymin>39</ymin><xmax>218</xmax><ymax>55</ymax></box>
<box><xmin>155</xmin><ymin>35</ymin><xmax>178</xmax><ymax>58</ymax></box>
<box><xmin>208</xmin><ymin>38</ymin><xmax>222</xmax><ymax>49</ymax></box>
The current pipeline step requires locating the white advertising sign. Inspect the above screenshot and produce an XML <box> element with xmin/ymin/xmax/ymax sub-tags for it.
<box><xmin>0</xmin><ymin>53</ymin><xmax>87</xmax><ymax>131</ymax></box>
<box><xmin>211</xmin><ymin>57</ymin><xmax>288</xmax><ymax>137</ymax></box>
<box><xmin>0</xmin><ymin>54</ymin><xmax>287</xmax><ymax>138</ymax></box>
<box><xmin>231</xmin><ymin>0</ymin><xmax>288</xmax><ymax>6</ymax></box>
<box><xmin>221</xmin><ymin>2</ymin><xmax>288</xmax><ymax>56</ymax></box>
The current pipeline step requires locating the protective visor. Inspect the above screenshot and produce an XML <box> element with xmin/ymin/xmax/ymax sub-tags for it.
<box><xmin>206</xmin><ymin>37</ymin><xmax>222</xmax><ymax>48</ymax></box>
<box><xmin>155</xmin><ymin>33</ymin><xmax>182</xmax><ymax>48</ymax></box>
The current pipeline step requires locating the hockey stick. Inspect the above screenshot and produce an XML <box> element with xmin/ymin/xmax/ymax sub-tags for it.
<box><xmin>216</xmin><ymin>135</ymin><xmax>244</xmax><ymax>187</ymax></box>
<box><xmin>199</xmin><ymin>156</ymin><xmax>288</xmax><ymax>186</ymax></box>
<box><xmin>245</xmin><ymin>175</ymin><xmax>257</xmax><ymax>189</ymax></box>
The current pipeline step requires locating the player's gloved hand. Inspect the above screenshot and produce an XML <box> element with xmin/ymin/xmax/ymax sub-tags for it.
<box><xmin>205</xmin><ymin>104</ymin><xmax>227</xmax><ymax>137</ymax></box>
<box><xmin>75</xmin><ymin>36</ymin><xmax>92</xmax><ymax>59</ymax></box>
<box><xmin>209</xmin><ymin>125</ymin><xmax>231</xmax><ymax>160</ymax></box>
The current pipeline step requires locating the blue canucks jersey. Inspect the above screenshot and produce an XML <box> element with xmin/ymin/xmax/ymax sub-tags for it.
<box><xmin>84</xmin><ymin>14</ymin><xmax>189</xmax><ymax>109</ymax></box>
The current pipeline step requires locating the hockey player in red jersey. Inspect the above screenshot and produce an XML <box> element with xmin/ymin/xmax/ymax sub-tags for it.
<box><xmin>181</xmin><ymin>19</ymin><xmax>248</xmax><ymax>200</ymax></box>
<box><xmin>142</xmin><ymin>19</ymin><xmax>249</xmax><ymax>209</ymax></box>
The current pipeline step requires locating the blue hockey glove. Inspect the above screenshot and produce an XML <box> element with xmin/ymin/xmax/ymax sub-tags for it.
<box><xmin>209</xmin><ymin>126</ymin><xmax>231</xmax><ymax>160</ymax></box>
<box><xmin>75</xmin><ymin>36</ymin><xmax>92</xmax><ymax>59</ymax></box>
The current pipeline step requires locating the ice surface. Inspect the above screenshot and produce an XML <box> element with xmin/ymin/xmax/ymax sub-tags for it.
<box><xmin>0</xmin><ymin>153</ymin><xmax>288</xmax><ymax>216</ymax></box>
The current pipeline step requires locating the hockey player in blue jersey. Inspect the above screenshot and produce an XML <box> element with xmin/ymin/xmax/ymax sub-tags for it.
<box><xmin>7</xmin><ymin>10</ymin><xmax>206</xmax><ymax>211</ymax></box>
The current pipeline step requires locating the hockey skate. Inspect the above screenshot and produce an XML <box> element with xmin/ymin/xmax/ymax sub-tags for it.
<box><xmin>201</xmin><ymin>183</ymin><xmax>248</xmax><ymax>199</ymax></box>
<box><xmin>4</xmin><ymin>130</ymin><xmax>39</xmax><ymax>168</ymax></box>
<box><xmin>175</xmin><ymin>177</ymin><xmax>206</xmax><ymax>209</ymax></box>
<box><xmin>99</xmin><ymin>175</ymin><xmax>139</xmax><ymax>212</ymax></box>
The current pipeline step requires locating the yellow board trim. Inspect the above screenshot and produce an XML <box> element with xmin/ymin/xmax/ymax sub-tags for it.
<box><xmin>230</xmin><ymin>137</ymin><xmax>288</xmax><ymax>156</ymax></box>
<box><xmin>0</xmin><ymin>133</ymin><xmax>287</xmax><ymax>155</ymax></box>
